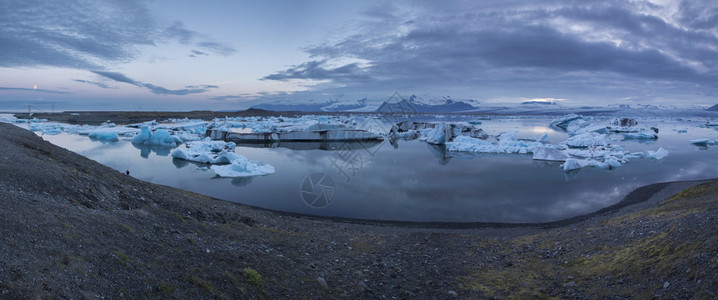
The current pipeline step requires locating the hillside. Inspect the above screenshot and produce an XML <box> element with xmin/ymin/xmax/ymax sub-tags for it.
<box><xmin>0</xmin><ymin>122</ymin><xmax>717</xmax><ymax>298</ymax></box>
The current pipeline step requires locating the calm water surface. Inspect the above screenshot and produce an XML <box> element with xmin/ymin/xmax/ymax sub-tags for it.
<box><xmin>33</xmin><ymin>116</ymin><xmax>718</xmax><ymax>223</ymax></box>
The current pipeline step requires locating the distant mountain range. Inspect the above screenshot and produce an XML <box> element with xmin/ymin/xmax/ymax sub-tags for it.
<box><xmin>375</xmin><ymin>95</ymin><xmax>476</xmax><ymax>113</ymax></box>
<box><xmin>251</xmin><ymin>98</ymin><xmax>368</xmax><ymax>112</ymax></box>
<box><xmin>250</xmin><ymin>97</ymin><xmax>718</xmax><ymax>114</ymax></box>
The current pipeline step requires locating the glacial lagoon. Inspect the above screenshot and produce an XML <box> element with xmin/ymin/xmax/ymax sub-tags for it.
<box><xmin>20</xmin><ymin>115</ymin><xmax>718</xmax><ymax>223</ymax></box>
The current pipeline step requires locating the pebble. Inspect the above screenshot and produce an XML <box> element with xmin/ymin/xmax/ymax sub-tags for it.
<box><xmin>663</xmin><ymin>281</ymin><xmax>670</xmax><ymax>288</ymax></box>
<box><xmin>317</xmin><ymin>276</ymin><xmax>328</xmax><ymax>289</ymax></box>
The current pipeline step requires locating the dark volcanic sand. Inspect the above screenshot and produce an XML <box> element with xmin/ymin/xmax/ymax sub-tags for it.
<box><xmin>1</xmin><ymin>122</ymin><xmax>717</xmax><ymax>298</ymax></box>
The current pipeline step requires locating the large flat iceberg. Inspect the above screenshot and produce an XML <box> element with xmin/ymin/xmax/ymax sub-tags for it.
<box><xmin>210</xmin><ymin>157</ymin><xmax>275</xmax><ymax>177</ymax></box>
<box><xmin>171</xmin><ymin>139</ymin><xmax>275</xmax><ymax>177</ymax></box>
<box><xmin>446</xmin><ymin>133</ymin><xmax>543</xmax><ymax>154</ymax></box>
<box><xmin>564</xmin><ymin>132</ymin><xmax>608</xmax><ymax>148</ymax></box>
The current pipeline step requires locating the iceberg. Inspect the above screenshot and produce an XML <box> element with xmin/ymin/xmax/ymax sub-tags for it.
<box><xmin>622</xmin><ymin>131</ymin><xmax>658</xmax><ymax>140</ymax></box>
<box><xmin>132</xmin><ymin>126</ymin><xmax>182</xmax><ymax>147</ymax></box>
<box><xmin>425</xmin><ymin>123</ymin><xmax>452</xmax><ymax>144</ymax></box>
<box><xmin>536</xmin><ymin>132</ymin><xmax>550</xmax><ymax>143</ymax></box>
<box><xmin>550</xmin><ymin>114</ymin><xmax>583</xmax><ymax>129</ymax></box>
<box><xmin>532</xmin><ymin>146</ymin><xmax>569</xmax><ymax>162</ymax></box>
<box><xmin>562</xmin><ymin>157</ymin><xmax>621</xmax><ymax>171</ymax></box>
<box><xmin>564</xmin><ymin>132</ymin><xmax>608</xmax><ymax>148</ymax></box>
<box><xmin>210</xmin><ymin>157</ymin><xmax>275</xmax><ymax>177</ymax></box>
<box><xmin>88</xmin><ymin>130</ymin><xmax>119</xmax><ymax>142</ymax></box>
<box><xmin>171</xmin><ymin>139</ymin><xmax>239</xmax><ymax>164</ymax></box>
<box><xmin>646</xmin><ymin>148</ymin><xmax>669</xmax><ymax>160</ymax></box>
<box><xmin>691</xmin><ymin>139</ymin><xmax>718</xmax><ymax>146</ymax></box>
<box><xmin>446</xmin><ymin>134</ymin><xmax>543</xmax><ymax>154</ymax></box>
<box><xmin>29</xmin><ymin>123</ymin><xmax>64</xmax><ymax>135</ymax></box>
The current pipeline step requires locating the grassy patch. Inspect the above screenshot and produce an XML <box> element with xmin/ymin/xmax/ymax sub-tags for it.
<box><xmin>243</xmin><ymin>268</ymin><xmax>262</xmax><ymax>286</ymax></box>
<box><xmin>190</xmin><ymin>275</ymin><xmax>225</xmax><ymax>299</ymax></box>
<box><xmin>157</xmin><ymin>281</ymin><xmax>176</xmax><ymax>296</ymax></box>
<box><xmin>664</xmin><ymin>183</ymin><xmax>711</xmax><ymax>204</ymax></box>
<box><xmin>119</xmin><ymin>223</ymin><xmax>136</xmax><ymax>233</ymax></box>
<box><xmin>113</xmin><ymin>249</ymin><xmax>130</xmax><ymax>264</ymax></box>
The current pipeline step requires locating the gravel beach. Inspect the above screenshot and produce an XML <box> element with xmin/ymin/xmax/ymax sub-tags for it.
<box><xmin>1</xmin><ymin>121</ymin><xmax>717</xmax><ymax>298</ymax></box>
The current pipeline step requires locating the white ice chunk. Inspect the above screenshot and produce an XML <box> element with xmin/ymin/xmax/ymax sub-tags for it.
<box><xmin>536</xmin><ymin>132</ymin><xmax>550</xmax><ymax>143</ymax></box>
<box><xmin>622</xmin><ymin>131</ymin><xmax>657</xmax><ymax>140</ymax></box>
<box><xmin>550</xmin><ymin>114</ymin><xmax>583</xmax><ymax>129</ymax></box>
<box><xmin>565</xmin><ymin>118</ymin><xmax>590</xmax><ymax>135</ymax></box>
<box><xmin>171</xmin><ymin>139</ymin><xmax>240</xmax><ymax>164</ymax></box>
<box><xmin>210</xmin><ymin>157</ymin><xmax>275</xmax><ymax>177</ymax></box>
<box><xmin>691</xmin><ymin>139</ymin><xmax>718</xmax><ymax>146</ymax></box>
<box><xmin>132</xmin><ymin>126</ymin><xmax>182</xmax><ymax>147</ymax></box>
<box><xmin>562</xmin><ymin>157</ymin><xmax>621</xmax><ymax>171</ymax></box>
<box><xmin>564</xmin><ymin>132</ymin><xmax>608</xmax><ymax>148</ymax></box>
<box><xmin>88</xmin><ymin>130</ymin><xmax>119</xmax><ymax>141</ymax></box>
<box><xmin>425</xmin><ymin>123</ymin><xmax>452</xmax><ymax>145</ymax></box>
<box><xmin>646</xmin><ymin>147</ymin><xmax>669</xmax><ymax>160</ymax></box>
<box><xmin>446</xmin><ymin>134</ymin><xmax>542</xmax><ymax>154</ymax></box>
<box><xmin>532</xmin><ymin>146</ymin><xmax>569</xmax><ymax>162</ymax></box>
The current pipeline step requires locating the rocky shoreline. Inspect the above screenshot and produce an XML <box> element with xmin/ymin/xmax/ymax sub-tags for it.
<box><xmin>1</xmin><ymin>122</ymin><xmax>717</xmax><ymax>298</ymax></box>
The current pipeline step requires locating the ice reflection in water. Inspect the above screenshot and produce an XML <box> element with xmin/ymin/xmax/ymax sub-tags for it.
<box><xmin>33</xmin><ymin>117</ymin><xmax>718</xmax><ymax>223</ymax></box>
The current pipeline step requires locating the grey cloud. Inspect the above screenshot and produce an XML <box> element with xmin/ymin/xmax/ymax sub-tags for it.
<box><xmin>186</xmin><ymin>84</ymin><xmax>219</xmax><ymax>89</ymax></box>
<box><xmin>164</xmin><ymin>22</ymin><xmax>237</xmax><ymax>56</ymax></box>
<box><xmin>91</xmin><ymin>71</ymin><xmax>214</xmax><ymax>95</ymax></box>
<box><xmin>196</xmin><ymin>42</ymin><xmax>237</xmax><ymax>56</ymax></box>
<box><xmin>72</xmin><ymin>79</ymin><xmax>117</xmax><ymax>89</ymax></box>
<box><xmin>262</xmin><ymin>1</ymin><xmax>718</xmax><ymax>103</ymax></box>
<box><xmin>0</xmin><ymin>1</ymin><xmax>235</xmax><ymax>70</ymax></box>
<box><xmin>209</xmin><ymin>95</ymin><xmax>252</xmax><ymax>101</ymax></box>
<box><xmin>0</xmin><ymin>0</ymin><xmax>155</xmax><ymax>69</ymax></box>
<box><xmin>0</xmin><ymin>86</ymin><xmax>72</xmax><ymax>94</ymax></box>
<box><xmin>262</xmin><ymin>60</ymin><xmax>369</xmax><ymax>82</ymax></box>
<box><xmin>189</xmin><ymin>50</ymin><xmax>209</xmax><ymax>57</ymax></box>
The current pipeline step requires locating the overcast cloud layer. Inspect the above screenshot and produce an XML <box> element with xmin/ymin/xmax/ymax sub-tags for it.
<box><xmin>259</xmin><ymin>0</ymin><xmax>718</xmax><ymax>105</ymax></box>
<box><xmin>1</xmin><ymin>0</ymin><xmax>717</xmax><ymax>110</ymax></box>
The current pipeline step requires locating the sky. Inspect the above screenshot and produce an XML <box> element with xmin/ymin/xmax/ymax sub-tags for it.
<box><xmin>1</xmin><ymin>0</ymin><xmax>717</xmax><ymax>111</ymax></box>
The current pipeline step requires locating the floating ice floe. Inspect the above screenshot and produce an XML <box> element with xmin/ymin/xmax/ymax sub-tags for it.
<box><xmin>646</xmin><ymin>147</ymin><xmax>669</xmax><ymax>160</ymax></box>
<box><xmin>210</xmin><ymin>157</ymin><xmax>275</xmax><ymax>177</ymax></box>
<box><xmin>562</xmin><ymin>157</ymin><xmax>622</xmax><ymax>171</ymax></box>
<box><xmin>532</xmin><ymin>146</ymin><xmax>569</xmax><ymax>162</ymax></box>
<box><xmin>0</xmin><ymin>114</ymin><xmax>17</xmax><ymax>123</ymax></box>
<box><xmin>564</xmin><ymin>132</ymin><xmax>608</xmax><ymax>148</ymax></box>
<box><xmin>536</xmin><ymin>132</ymin><xmax>550</xmax><ymax>143</ymax></box>
<box><xmin>418</xmin><ymin>122</ymin><xmax>488</xmax><ymax>144</ymax></box>
<box><xmin>14</xmin><ymin>117</ymin><xmax>47</xmax><ymax>123</ymax></box>
<box><xmin>446</xmin><ymin>132</ymin><xmax>543</xmax><ymax>154</ymax></box>
<box><xmin>132</xmin><ymin>126</ymin><xmax>183</xmax><ymax>147</ymax></box>
<box><xmin>88</xmin><ymin>130</ymin><xmax>119</xmax><ymax>141</ymax></box>
<box><xmin>691</xmin><ymin>139</ymin><xmax>718</xmax><ymax>146</ymax></box>
<box><xmin>550</xmin><ymin>114</ymin><xmax>583</xmax><ymax>129</ymax></box>
<box><xmin>171</xmin><ymin>139</ymin><xmax>239</xmax><ymax>164</ymax></box>
<box><xmin>171</xmin><ymin>139</ymin><xmax>274</xmax><ymax>177</ymax></box>
<box><xmin>29</xmin><ymin>123</ymin><xmax>64</xmax><ymax>135</ymax></box>
<box><xmin>210</xmin><ymin>115</ymin><xmax>384</xmax><ymax>143</ymax></box>
<box><xmin>424</xmin><ymin>123</ymin><xmax>452</xmax><ymax>144</ymax></box>
<box><xmin>550</xmin><ymin>114</ymin><xmax>610</xmax><ymax>136</ymax></box>
<box><xmin>621</xmin><ymin>131</ymin><xmax>658</xmax><ymax>140</ymax></box>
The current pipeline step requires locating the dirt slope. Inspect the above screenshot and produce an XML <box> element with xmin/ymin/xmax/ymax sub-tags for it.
<box><xmin>1</xmin><ymin>123</ymin><xmax>716</xmax><ymax>298</ymax></box>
